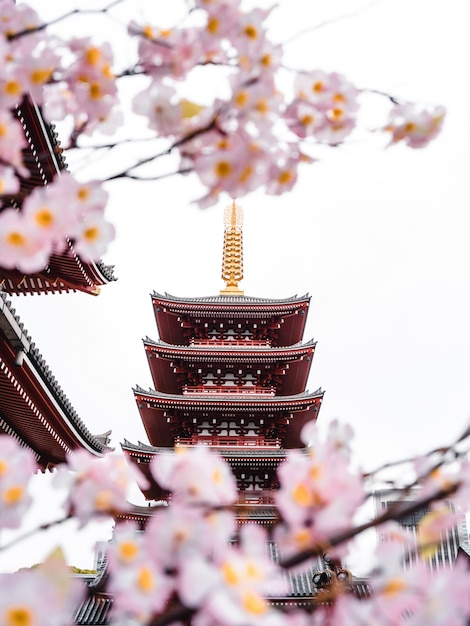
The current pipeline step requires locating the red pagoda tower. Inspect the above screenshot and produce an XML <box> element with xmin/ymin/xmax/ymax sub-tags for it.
<box><xmin>122</xmin><ymin>202</ymin><xmax>324</xmax><ymax>532</ymax></box>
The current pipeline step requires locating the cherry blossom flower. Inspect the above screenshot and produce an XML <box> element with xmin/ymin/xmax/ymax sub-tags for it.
<box><xmin>274</xmin><ymin>421</ymin><xmax>365</xmax><ymax>556</ymax></box>
<box><xmin>151</xmin><ymin>445</ymin><xmax>237</xmax><ymax>506</ymax></box>
<box><xmin>107</xmin><ymin>523</ymin><xmax>175</xmax><ymax>623</ymax></box>
<box><xmin>0</xmin><ymin>109</ymin><xmax>27</xmax><ymax>172</ymax></box>
<box><xmin>186</xmin><ymin>525</ymin><xmax>287</xmax><ymax>626</ymax></box>
<box><xmin>22</xmin><ymin>185</ymin><xmax>75</xmax><ymax>252</ymax></box>
<box><xmin>0</xmin><ymin>568</ymin><xmax>80</xmax><ymax>626</ymax></box>
<box><xmin>0</xmin><ymin>165</ymin><xmax>20</xmax><ymax>195</ymax></box>
<box><xmin>133</xmin><ymin>82</ymin><xmax>183</xmax><ymax>136</ymax></box>
<box><xmin>71</xmin><ymin>209</ymin><xmax>115</xmax><ymax>261</ymax></box>
<box><xmin>385</xmin><ymin>103</ymin><xmax>446</xmax><ymax>148</ymax></box>
<box><xmin>0</xmin><ymin>435</ymin><xmax>36</xmax><ymax>529</ymax></box>
<box><xmin>0</xmin><ymin>208</ymin><xmax>51</xmax><ymax>273</ymax></box>
<box><xmin>55</xmin><ymin>450</ymin><xmax>148</xmax><ymax>526</ymax></box>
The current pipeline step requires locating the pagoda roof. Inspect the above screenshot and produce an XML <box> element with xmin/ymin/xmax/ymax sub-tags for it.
<box><xmin>0</xmin><ymin>96</ymin><xmax>116</xmax><ymax>296</ymax></box>
<box><xmin>133</xmin><ymin>387</ymin><xmax>322</xmax><ymax>449</ymax></box>
<box><xmin>0</xmin><ymin>292</ymin><xmax>112</xmax><ymax>467</ymax></box>
<box><xmin>134</xmin><ymin>385</ymin><xmax>323</xmax><ymax>409</ymax></box>
<box><xmin>122</xmin><ymin>439</ymin><xmax>295</xmax><ymax>500</ymax></box>
<box><xmin>152</xmin><ymin>292</ymin><xmax>310</xmax><ymax>347</ymax></box>
<box><xmin>144</xmin><ymin>336</ymin><xmax>316</xmax><ymax>354</ymax></box>
<box><xmin>143</xmin><ymin>337</ymin><xmax>315</xmax><ymax>396</ymax></box>
<box><xmin>152</xmin><ymin>292</ymin><xmax>311</xmax><ymax>307</ymax></box>
<box><xmin>122</xmin><ymin>439</ymin><xmax>296</xmax><ymax>458</ymax></box>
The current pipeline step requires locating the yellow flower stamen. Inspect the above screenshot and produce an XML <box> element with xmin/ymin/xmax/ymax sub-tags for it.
<box><xmin>244</xmin><ymin>25</ymin><xmax>258</xmax><ymax>39</ymax></box>
<box><xmin>6</xmin><ymin>232</ymin><xmax>25</xmax><ymax>247</ymax></box>
<box><xmin>30</xmin><ymin>69</ymin><xmax>52</xmax><ymax>85</ymax></box>
<box><xmin>277</xmin><ymin>170</ymin><xmax>292</xmax><ymax>185</ymax></box>
<box><xmin>292</xmin><ymin>482</ymin><xmax>310</xmax><ymax>506</ymax></box>
<box><xmin>137</xmin><ymin>566</ymin><xmax>154</xmax><ymax>593</ymax></box>
<box><xmin>4</xmin><ymin>80</ymin><xmax>21</xmax><ymax>97</ymax></box>
<box><xmin>215</xmin><ymin>161</ymin><xmax>232</xmax><ymax>178</ymax></box>
<box><xmin>34</xmin><ymin>209</ymin><xmax>54</xmax><ymax>228</ymax></box>
<box><xmin>3</xmin><ymin>485</ymin><xmax>24</xmax><ymax>505</ymax></box>
<box><xmin>222</xmin><ymin>562</ymin><xmax>239</xmax><ymax>586</ymax></box>
<box><xmin>83</xmin><ymin>226</ymin><xmax>100</xmax><ymax>242</ymax></box>
<box><xmin>86</xmin><ymin>47</ymin><xmax>102</xmax><ymax>66</ymax></box>
<box><xmin>242</xmin><ymin>590</ymin><xmax>267</xmax><ymax>615</ymax></box>
<box><xmin>383</xmin><ymin>577</ymin><xmax>407</xmax><ymax>597</ymax></box>
<box><xmin>118</xmin><ymin>541</ymin><xmax>139</xmax><ymax>563</ymax></box>
<box><xmin>6</xmin><ymin>606</ymin><xmax>33</xmax><ymax>626</ymax></box>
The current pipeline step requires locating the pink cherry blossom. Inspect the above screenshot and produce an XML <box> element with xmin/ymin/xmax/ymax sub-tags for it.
<box><xmin>188</xmin><ymin>525</ymin><xmax>287</xmax><ymax>626</ymax></box>
<box><xmin>0</xmin><ymin>208</ymin><xmax>51</xmax><ymax>273</ymax></box>
<box><xmin>71</xmin><ymin>209</ymin><xmax>115</xmax><ymax>261</ymax></box>
<box><xmin>274</xmin><ymin>422</ymin><xmax>365</xmax><ymax>554</ymax></box>
<box><xmin>0</xmin><ymin>165</ymin><xmax>20</xmax><ymax>195</ymax></box>
<box><xmin>0</xmin><ymin>567</ymin><xmax>81</xmax><ymax>626</ymax></box>
<box><xmin>0</xmin><ymin>109</ymin><xmax>27</xmax><ymax>172</ymax></box>
<box><xmin>0</xmin><ymin>435</ymin><xmax>37</xmax><ymax>529</ymax></box>
<box><xmin>385</xmin><ymin>103</ymin><xmax>446</xmax><ymax>148</ymax></box>
<box><xmin>107</xmin><ymin>523</ymin><xmax>175</xmax><ymax>622</ymax></box>
<box><xmin>151</xmin><ymin>445</ymin><xmax>237</xmax><ymax>506</ymax></box>
<box><xmin>55</xmin><ymin>450</ymin><xmax>148</xmax><ymax>527</ymax></box>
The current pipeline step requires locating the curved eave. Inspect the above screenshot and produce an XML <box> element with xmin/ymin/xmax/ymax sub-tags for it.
<box><xmin>0</xmin><ymin>96</ymin><xmax>116</xmax><ymax>296</ymax></box>
<box><xmin>144</xmin><ymin>338</ymin><xmax>315</xmax><ymax>396</ymax></box>
<box><xmin>152</xmin><ymin>292</ymin><xmax>310</xmax><ymax>346</ymax></box>
<box><xmin>0</xmin><ymin>294</ymin><xmax>112</xmax><ymax>467</ymax></box>
<box><xmin>133</xmin><ymin>388</ymin><xmax>323</xmax><ymax>449</ymax></box>
<box><xmin>0</xmin><ymin>241</ymin><xmax>116</xmax><ymax>296</ymax></box>
<box><xmin>134</xmin><ymin>387</ymin><xmax>323</xmax><ymax>409</ymax></box>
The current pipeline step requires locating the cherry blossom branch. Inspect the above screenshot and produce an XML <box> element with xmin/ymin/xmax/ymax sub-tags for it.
<box><xmin>279</xmin><ymin>482</ymin><xmax>460</xmax><ymax>571</ymax></box>
<box><xmin>281</xmin><ymin>1</ymin><xmax>379</xmax><ymax>46</ymax></box>
<box><xmin>104</xmin><ymin>116</ymin><xmax>219</xmax><ymax>181</ymax></box>
<box><xmin>107</xmin><ymin>167</ymin><xmax>193</xmax><ymax>182</ymax></box>
<box><xmin>0</xmin><ymin>514</ymin><xmax>72</xmax><ymax>553</ymax></box>
<box><xmin>8</xmin><ymin>0</ymin><xmax>126</xmax><ymax>41</ymax></box>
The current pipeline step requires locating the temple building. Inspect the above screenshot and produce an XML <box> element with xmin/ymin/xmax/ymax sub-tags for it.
<box><xmin>374</xmin><ymin>489</ymin><xmax>470</xmax><ymax>573</ymax></box>
<box><xmin>120</xmin><ymin>202</ymin><xmax>324</xmax><ymax>598</ymax></box>
<box><xmin>0</xmin><ymin>96</ymin><xmax>114</xmax><ymax>465</ymax></box>
<box><xmin>1</xmin><ymin>96</ymin><xmax>115</xmax><ymax>297</ymax></box>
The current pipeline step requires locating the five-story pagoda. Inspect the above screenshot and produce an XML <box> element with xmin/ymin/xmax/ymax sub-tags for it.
<box><xmin>122</xmin><ymin>201</ymin><xmax>324</xmax><ymax>525</ymax></box>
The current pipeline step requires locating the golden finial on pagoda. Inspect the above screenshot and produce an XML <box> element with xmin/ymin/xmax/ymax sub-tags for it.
<box><xmin>220</xmin><ymin>199</ymin><xmax>244</xmax><ymax>296</ymax></box>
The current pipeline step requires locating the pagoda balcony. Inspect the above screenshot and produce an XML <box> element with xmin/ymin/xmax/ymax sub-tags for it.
<box><xmin>182</xmin><ymin>385</ymin><xmax>276</xmax><ymax>396</ymax></box>
<box><xmin>182</xmin><ymin>384</ymin><xmax>275</xmax><ymax>396</ymax></box>
<box><xmin>189</xmin><ymin>339</ymin><xmax>272</xmax><ymax>347</ymax></box>
<box><xmin>236</xmin><ymin>490</ymin><xmax>275</xmax><ymax>505</ymax></box>
<box><xmin>174</xmin><ymin>435</ymin><xmax>281</xmax><ymax>448</ymax></box>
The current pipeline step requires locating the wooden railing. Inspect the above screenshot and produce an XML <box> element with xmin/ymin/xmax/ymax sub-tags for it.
<box><xmin>182</xmin><ymin>385</ymin><xmax>275</xmax><ymax>396</ymax></box>
<box><xmin>190</xmin><ymin>339</ymin><xmax>271</xmax><ymax>347</ymax></box>
<box><xmin>174</xmin><ymin>435</ymin><xmax>281</xmax><ymax>447</ymax></box>
<box><xmin>236</xmin><ymin>490</ymin><xmax>275</xmax><ymax>505</ymax></box>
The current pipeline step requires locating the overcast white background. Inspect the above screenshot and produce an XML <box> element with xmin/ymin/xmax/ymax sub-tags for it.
<box><xmin>2</xmin><ymin>0</ymin><xmax>470</xmax><ymax>574</ymax></box>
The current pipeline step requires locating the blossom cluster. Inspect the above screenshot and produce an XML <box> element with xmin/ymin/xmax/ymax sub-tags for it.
<box><xmin>2</xmin><ymin>422</ymin><xmax>470</xmax><ymax>626</ymax></box>
<box><xmin>0</xmin><ymin>0</ymin><xmax>446</xmax><ymax>272</ymax></box>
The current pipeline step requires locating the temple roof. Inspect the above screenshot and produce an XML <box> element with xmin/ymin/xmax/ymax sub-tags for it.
<box><xmin>144</xmin><ymin>336</ymin><xmax>316</xmax><ymax>353</ymax></box>
<box><xmin>0</xmin><ymin>96</ymin><xmax>116</xmax><ymax>296</ymax></box>
<box><xmin>153</xmin><ymin>292</ymin><xmax>311</xmax><ymax>305</ymax></box>
<box><xmin>152</xmin><ymin>292</ymin><xmax>311</xmax><ymax>345</ymax></box>
<box><xmin>0</xmin><ymin>292</ymin><xmax>113</xmax><ymax>467</ymax></box>
<box><xmin>134</xmin><ymin>385</ymin><xmax>323</xmax><ymax>407</ymax></box>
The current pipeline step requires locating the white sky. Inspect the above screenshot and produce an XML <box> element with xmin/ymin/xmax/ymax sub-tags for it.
<box><xmin>3</xmin><ymin>0</ymin><xmax>470</xmax><ymax>573</ymax></box>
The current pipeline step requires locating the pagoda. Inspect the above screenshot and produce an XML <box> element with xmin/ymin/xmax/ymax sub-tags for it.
<box><xmin>122</xmin><ymin>201</ymin><xmax>324</xmax><ymax>535</ymax></box>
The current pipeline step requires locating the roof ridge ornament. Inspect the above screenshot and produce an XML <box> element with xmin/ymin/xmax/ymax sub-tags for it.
<box><xmin>220</xmin><ymin>199</ymin><xmax>244</xmax><ymax>296</ymax></box>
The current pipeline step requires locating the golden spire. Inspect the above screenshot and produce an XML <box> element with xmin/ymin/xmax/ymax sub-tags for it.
<box><xmin>220</xmin><ymin>200</ymin><xmax>244</xmax><ymax>296</ymax></box>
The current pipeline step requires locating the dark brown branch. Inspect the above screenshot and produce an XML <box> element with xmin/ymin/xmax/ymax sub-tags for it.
<box><xmin>279</xmin><ymin>482</ymin><xmax>460</xmax><ymax>571</ymax></box>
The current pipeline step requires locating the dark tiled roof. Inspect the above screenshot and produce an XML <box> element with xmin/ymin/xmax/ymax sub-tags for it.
<box><xmin>0</xmin><ymin>292</ymin><xmax>113</xmax><ymax>456</ymax></box>
<box><xmin>153</xmin><ymin>292</ymin><xmax>310</xmax><ymax>305</ymax></box>
<box><xmin>73</xmin><ymin>596</ymin><xmax>112</xmax><ymax>625</ymax></box>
